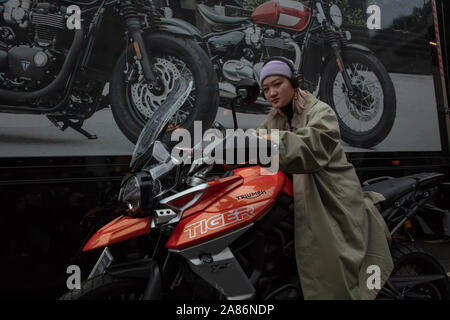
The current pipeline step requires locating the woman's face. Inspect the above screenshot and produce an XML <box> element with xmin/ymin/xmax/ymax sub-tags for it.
<box><xmin>262</xmin><ymin>76</ymin><xmax>295</xmax><ymax>110</ymax></box>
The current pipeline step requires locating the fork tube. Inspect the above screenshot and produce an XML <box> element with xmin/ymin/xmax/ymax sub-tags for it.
<box><xmin>120</xmin><ymin>0</ymin><xmax>157</xmax><ymax>83</ymax></box>
<box><xmin>329</xmin><ymin>42</ymin><xmax>354</xmax><ymax>96</ymax></box>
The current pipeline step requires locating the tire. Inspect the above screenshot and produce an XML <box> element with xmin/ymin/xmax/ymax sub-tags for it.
<box><xmin>382</xmin><ymin>243</ymin><xmax>450</xmax><ymax>300</ymax></box>
<box><xmin>320</xmin><ymin>50</ymin><xmax>396</xmax><ymax>148</ymax></box>
<box><xmin>60</xmin><ymin>273</ymin><xmax>147</xmax><ymax>300</ymax></box>
<box><xmin>110</xmin><ymin>33</ymin><xmax>219</xmax><ymax>144</ymax></box>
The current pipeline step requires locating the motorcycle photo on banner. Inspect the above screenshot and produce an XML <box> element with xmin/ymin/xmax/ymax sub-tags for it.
<box><xmin>61</xmin><ymin>78</ymin><xmax>450</xmax><ymax>300</ymax></box>
<box><xmin>160</xmin><ymin>0</ymin><xmax>396</xmax><ymax>148</ymax></box>
<box><xmin>0</xmin><ymin>0</ymin><xmax>219</xmax><ymax>144</ymax></box>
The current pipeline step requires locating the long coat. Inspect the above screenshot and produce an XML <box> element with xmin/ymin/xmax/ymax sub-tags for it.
<box><xmin>257</xmin><ymin>90</ymin><xmax>394</xmax><ymax>299</ymax></box>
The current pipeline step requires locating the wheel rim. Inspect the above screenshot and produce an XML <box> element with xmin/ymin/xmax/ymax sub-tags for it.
<box><xmin>126</xmin><ymin>55</ymin><xmax>196</xmax><ymax>130</ymax></box>
<box><xmin>392</xmin><ymin>260</ymin><xmax>445</xmax><ymax>300</ymax></box>
<box><xmin>331</xmin><ymin>61</ymin><xmax>384</xmax><ymax>134</ymax></box>
<box><xmin>413</xmin><ymin>283</ymin><xmax>442</xmax><ymax>300</ymax></box>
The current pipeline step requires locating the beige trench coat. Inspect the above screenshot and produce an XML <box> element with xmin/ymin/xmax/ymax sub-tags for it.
<box><xmin>257</xmin><ymin>90</ymin><xmax>394</xmax><ymax>299</ymax></box>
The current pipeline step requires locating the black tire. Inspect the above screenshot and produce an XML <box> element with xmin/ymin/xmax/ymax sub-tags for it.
<box><xmin>382</xmin><ymin>243</ymin><xmax>450</xmax><ymax>300</ymax></box>
<box><xmin>320</xmin><ymin>50</ymin><xmax>396</xmax><ymax>148</ymax></box>
<box><xmin>110</xmin><ymin>33</ymin><xmax>219</xmax><ymax>144</ymax></box>
<box><xmin>60</xmin><ymin>273</ymin><xmax>147</xmax><ymax>300</ymax></box>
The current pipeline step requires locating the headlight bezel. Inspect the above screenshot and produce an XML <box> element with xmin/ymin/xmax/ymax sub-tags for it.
<box><xmin>119</xmin><ymin>172</ymin><xmax>153</xmax><ymax>213</ymax></box>
<box><xmin>329</xmin><ymin>4</ymin><xmax>343</xmax><ymax>28</ymax></box>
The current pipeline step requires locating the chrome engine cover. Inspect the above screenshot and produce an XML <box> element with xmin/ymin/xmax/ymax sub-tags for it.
<box><xmin>3</xmin><ymin>0</ymin><xmax>31</xmax><ymax>28</ymax></box>
<box><xmin>222</xmin><ymin>59</ymin><xmax>255</xmax><ymax>83</ymax></box>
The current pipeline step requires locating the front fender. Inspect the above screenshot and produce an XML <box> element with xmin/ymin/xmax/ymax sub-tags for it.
<box><xmin>342</xmin><ymin>43</ymin><xmax>373</xmax><ymax>54</ymax></box>
<box><xmin>148</xmin><ymin>18</ymin><xmax>201</xmax><ymax>38</ymax></box>
<box><xmin>83</xmin><ymin>215</ymin><xmax>151</xmax><ymax>252</ymax></box>
<box><xmin>159</xmin><ymin>17</ymin><xmax>202</xmax><ymax>38</ymax></box>
<box><xmin>321</xmin><ymin>43</ymin><xmax>374</xmax><ymax>76</ymax></box>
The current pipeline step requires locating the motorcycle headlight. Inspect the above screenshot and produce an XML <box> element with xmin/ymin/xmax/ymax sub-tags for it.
<box><xmin>119</xmin><ymin>175</ymin><xmax>141</xmax><ymax>209</ymax></box>
<box><xmin>118</xmin><ymin>173</ymin><xmax>154</xmax><ymax>212</ymax></box>
<box><xmin>329</xmin><ymin>4</ymin><xmax>343</xmax><ymax>28</ymax></box>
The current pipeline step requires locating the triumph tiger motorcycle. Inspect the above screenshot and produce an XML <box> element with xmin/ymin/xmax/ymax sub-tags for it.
<box><xmin>161</xmin><ymin>0</ymin><xmax>396</xmax><ymax>148</ymax></box>
<box><xmin>0</xmin><ymin>0</ymin><xmax>218</xmax><ymax>143</ymax></box>
<box><xmin>61</xmin><ymin>78</ymin><xmax>450</xmax><ymax>300</ymax></box>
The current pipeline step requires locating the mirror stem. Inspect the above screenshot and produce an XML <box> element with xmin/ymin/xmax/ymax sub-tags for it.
<box><xmin>231</xmin><ymin>97</ymin><xmax>241</xmax><ymax>130</ymax></box>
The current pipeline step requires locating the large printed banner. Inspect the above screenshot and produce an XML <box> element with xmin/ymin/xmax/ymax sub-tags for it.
<box><xmin>0</xmin><ymin>0</ymin><xmax>445</xmax><ymax>157</ymax></box>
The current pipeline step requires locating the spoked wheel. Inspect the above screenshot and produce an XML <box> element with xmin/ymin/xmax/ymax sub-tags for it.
<box><xmin>378</xmin><ymin>243</ymin><xmax>450</xmax><ymax>300</ymax></box>
<box><xmin>320</xmin><ymin>50</ymin><xmax>396</xmax><ymax>148</ymax></box>
<box><xmin>110</xmin><ymin>33</ymin><xmax>219</xmax><ymax>144</ymax></box>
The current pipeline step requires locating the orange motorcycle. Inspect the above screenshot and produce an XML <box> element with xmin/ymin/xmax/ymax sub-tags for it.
<box><xmin>61</xmin><ymin>78</ymin><xmax>449</xmax><ymax>300</ymax></box>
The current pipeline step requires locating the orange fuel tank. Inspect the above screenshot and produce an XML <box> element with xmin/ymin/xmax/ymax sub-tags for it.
<box><xmin>165</xmin><ymin>166</ymin><xmax>292</xmax><ymax>250</ymax></box>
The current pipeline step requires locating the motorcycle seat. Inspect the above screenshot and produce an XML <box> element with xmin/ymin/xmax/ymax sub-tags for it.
<box><xmin>362</xmin><ymin>172</ymin><xmax>443</xmax><ymax>211</ymax></box>
<box><xmin>197</xmin><ymin>4</ymin><xmax>249</xmax><ymax>26</ymax></box>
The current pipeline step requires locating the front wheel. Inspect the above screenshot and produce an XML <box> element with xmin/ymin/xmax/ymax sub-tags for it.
<box><xmin>110</xmin><ymin>33</ymin><xmax>219</xmax><ymax>144</ymax></box>
<box><xmin>320</xmin><ymin>50</ymin><xmax>396</xmax><ymax>148</ymax></box>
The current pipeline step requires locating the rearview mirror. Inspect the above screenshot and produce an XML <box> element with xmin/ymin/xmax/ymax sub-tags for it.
<box><xmin>236</xmin><ymin>78</ymin><xmax>260</xmax><ymax>104</ymax></box>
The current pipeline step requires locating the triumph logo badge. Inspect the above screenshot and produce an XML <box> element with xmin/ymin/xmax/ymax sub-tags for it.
<box><xmin>21</xmin><ymin>60</ymin><xmax>30</xmax><ymax>71</ymax></box>
<box><xmin>236</xmin><ymin>190</ymin><xmax>267</xmax><ymax>200</ymax></box>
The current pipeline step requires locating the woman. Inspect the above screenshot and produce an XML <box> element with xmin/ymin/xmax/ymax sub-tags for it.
<box><xmin>257</xmin><ymin>57</ymin><xmax>393</xmax><ymax>299</ymax></box>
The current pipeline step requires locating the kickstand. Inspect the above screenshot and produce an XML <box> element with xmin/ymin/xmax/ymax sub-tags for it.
<box><xmin>47</xmin><ymin>116</ymin><xmax>98</xmax><ymax>139</ymax></box>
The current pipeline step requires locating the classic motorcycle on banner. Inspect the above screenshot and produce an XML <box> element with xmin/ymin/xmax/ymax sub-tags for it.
<box><xmin>161</xmin><ymin>0</ymin><xmax>397</xmax><ymax>148</ymax></box>
<box><xmin>61</xmin><ymin>77</ymin><xmax>450</xmax><ymax>300</ymax></box>
<box><xmin>0</xmin><ymin>0</ymin><xmax>218</xmax><ymax>143</ymax></box>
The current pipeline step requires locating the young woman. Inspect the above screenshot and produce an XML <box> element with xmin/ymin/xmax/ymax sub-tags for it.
<box><xmin>257</xmin><ymin>57</ymin><xmax>393</xmax><ymax>299</ymax></box>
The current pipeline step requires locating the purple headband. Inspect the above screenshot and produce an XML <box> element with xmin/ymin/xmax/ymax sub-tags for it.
<box><xmin>260</xmin><ymin>59</ymin><xmax>293</xmax><ymax>85</ymax></box>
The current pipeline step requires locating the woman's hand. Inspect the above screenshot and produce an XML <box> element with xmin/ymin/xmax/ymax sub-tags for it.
<box><xmin>258</xmin><ymin>133</ymin><xmax>272</xmax><ymax>141</ymax></box>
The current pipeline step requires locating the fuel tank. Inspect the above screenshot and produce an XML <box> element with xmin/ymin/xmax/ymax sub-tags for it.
<box><xmin>166</xmin><ymin>166</ymin><xmax>293</xmax><ymax>250</ymax></box>
<box><xmin>251</xmin><ymin>0</ymin><xmax>311</xmax><ymax>32</ymax></box>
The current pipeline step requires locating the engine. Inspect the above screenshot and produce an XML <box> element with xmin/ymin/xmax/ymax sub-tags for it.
<box><xmin>217</xmin><ymin>25</ymin><xmax>299</xmax><ymax>85</ymax></box>
<box><xmin>222</xmin><ymin>58</ymin><xmax>256</xmax><ymax>83</ymax></box>
<box><xmin>210</xmin><ymin>26</ymin><xmax>263</xmax><ymax>85</ymax></box>
<box><xmin>3</xmin><ymin>0</ymin><xmax>31</xmax><ymax>28</ymax></box>
<box><xmin>0</xmin><ymin>0</ymin><xmax>69</xmax><ymax>89</ymax></box>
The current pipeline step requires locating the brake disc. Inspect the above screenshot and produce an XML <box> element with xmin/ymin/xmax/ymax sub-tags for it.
<box><xmin>131</xmin><ymin>57</ymin><xmax>182</xmax><ymax>119</ymax></box>
<box><xmin>345</xmin><ymin>67</ymin><xmax>381</xmax><ymax>122</ymax></box>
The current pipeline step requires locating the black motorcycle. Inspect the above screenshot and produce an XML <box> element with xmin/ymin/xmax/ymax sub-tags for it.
<box><xmin>0</xmin><ymin>0</ymin><xmax>219</xmax><ymax>143</ymax></box>
<box><xmin>162</xmin><ymin>0</ymin><xmax>397</xmax><ymax>148</ymax></box>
